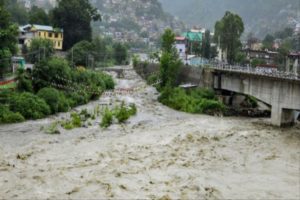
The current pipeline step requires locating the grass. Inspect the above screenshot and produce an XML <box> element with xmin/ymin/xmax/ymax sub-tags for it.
<box><xmin>0</xmin><ymin>82</ymin><xmax>17</xmax><ymax>90</ymax></box>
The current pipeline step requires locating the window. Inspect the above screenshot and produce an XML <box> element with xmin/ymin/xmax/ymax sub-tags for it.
<box><xmin>48</xmin><ymin>32</ymin><xmax>53</xmax><ymax>38</ymax></box>
<box><xmin>58</xmin><ymin>41</ymin><xmax>61</xmax><ymax>47</ymax></box>
<box><xmin>39</xmin><ymin>32</ymin><xmax>41</xmax><ymax>37</ymax></box>
<box><xmin>55</xmin><ymin>33</ymin><xmax>59</xmax><ymax>38</ymax></box>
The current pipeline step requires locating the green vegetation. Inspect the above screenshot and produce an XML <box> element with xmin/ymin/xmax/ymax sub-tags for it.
<box><xmin>0</xmin><ymin>105</ymin><xmax>25</xmax><ymax>124</ymax></box>
<box><xmin>151</xmin><ymin>29</ymin><xmax>226</xmax><ymax>116</ymax></box>
<box><xmin>100</xmin><ymin>108</ymin><xmax>113</xmax><ymax>128</ymax></box>
<box><xmin>159</xmin><ymin>87</ymin><xmax>225</xmax><ymax>115</ymax></box>
<box><xmin>160</xmin><ymin>29</ymin><xmax>182</xmax><ymax>88</ymax></box>
<box><xmin>0</xmin><ymin>56</ymin><xmax>115</xmax><ymax>124</ymax></box>
<box><xmin>27</xmin><ymin>38</ymin><xmax>54</xmax><ymax>64</ymax></box>
<box><xmin>67</xmin><ymin>38</ymin><xmax>128</xmax><ymax>68</ymax></box>
<box><xmin>214</xmin><ymin>11</ymin><xmax>244</xmax><ymax>64</ymax></box>
<box><xmin>100</xmin><ymin>102</ymin><xmax>138</xmax><ymax>128</ymax></box>
<box><xmin>51</xmin><ymin>0</ymin><xmax>101</xmax><ymax>50</ymax></box>
<box><xmin>8</xmin><ymin>92</ymin><xmax>51</xmax><ymax>119</ymax></box>
<box><xmin>0</xmin><ymin>0</ymin><xmax>18</xmax><ymax>78</ymax></box>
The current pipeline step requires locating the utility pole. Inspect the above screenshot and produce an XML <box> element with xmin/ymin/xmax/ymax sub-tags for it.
<box><xmin>71</xmin><ymin>48</ymin><xmax>74</xmax><ymax>66</ymax></box>
<box><xmin>38</xmin><ymin>47</ymin><xmax>41</xmax><ymax>63</ymax></box>
<box><xmin>43</xmin><ymin>47</ymin><xmax>46</xmax><ymax>60</ymax></box>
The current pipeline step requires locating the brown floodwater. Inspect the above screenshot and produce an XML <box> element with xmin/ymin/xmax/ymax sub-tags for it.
<box><xmin>0</xmin><ymin>66</ymin><xmax>299</xmax><ymax>199</ymax></box>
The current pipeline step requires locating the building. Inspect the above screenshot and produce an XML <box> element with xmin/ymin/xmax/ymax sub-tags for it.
<box><xmin>19</xmin><ymin>24</ymin><xmax>64</xmax><ymax>50</ymax></box>
<box><xmin>175</xmin><ymin>36</ymin><xmax>187</xmax><ymax>60</ymax></box>
<box><xmin>243</xmin><ymin>49</ymin><xmax>278</xmax><ymax>65</ymax></box>
<box><xmin>182</xmin><ymin>30</ymin><xmax>203</xmax><ymax>55</ymax></box>
<box><xmin>287</xmin><ymin>52</ymin><xmax>300</xmax><ymax>74</ymax></box>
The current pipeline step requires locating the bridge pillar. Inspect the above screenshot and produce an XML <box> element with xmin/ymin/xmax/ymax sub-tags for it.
<box><xmin>271</xmin><ymin>106</ymin><xmax>297</xmax><ymax>126</ymax></box>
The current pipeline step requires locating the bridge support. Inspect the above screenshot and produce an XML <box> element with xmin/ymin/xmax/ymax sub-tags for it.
<box><xmin>271</xmin><ymin>106</ymin><xmax>298</xmax><ymax>127</ymax></box>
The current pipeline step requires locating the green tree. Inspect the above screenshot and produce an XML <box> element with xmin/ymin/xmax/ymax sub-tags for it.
<box><xmin>0</xmin><ymin>0</ymin><xmax>18</xmax><ymax>78</ymax></box>
<box><xmin>214</xmin><ymin>11</ymin><xmax>244</xmax><ymax>64</ymax></box>
<box><xmin>275</xmin><ymin>41</ymin><xmax>291</xmax><ymax>66</ymax></box>
<box><xmin>202</xmin><ymin>30</ymin><xmax>211</xmax><ymax>59</ymax></box>
<box><xmin>67</xmin><ymin>40</ymin><xmax>93</xmax><ymax>67</ymax></box>
<box><xmin>29</xmin><ymin>6</ymin><xmax>50</xmax><ymax>25</ymax></box>
<box><xmin>32</xmin><ymin>57</ymin><xmax>71</xmax><ymax>91</ymax></box>
<box><xmin>160</xmin><ymin>29</ymin><xmax>181</xmax><ymax>88</ymax></box>
<box><xmin>51</xmin><ymin>0</ymin><xmax>101</xmax><ymax>50</ymax></box>
<box><xmin>262</xmin><ymin>34</ymin><xmax>274</xmax><ymax>50</ymax></box>
<box><xmin>27</xmin><ymin>38</ymin><xmax>54</xmax><ymax>64</ymax></box>
<box><xmin>161</xmin><ymin>29</ymin><xmax>175</xmax><ymax>53</ymax></box>
<box><xmin>113</xmin><ymin>43</ymin><xmax>128</xmax><ymax>65</ymax></box>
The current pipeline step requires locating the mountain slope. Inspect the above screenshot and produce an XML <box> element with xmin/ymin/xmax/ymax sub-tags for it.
<box><xmin>159</xmin><ymin>0</ymin><xmax>300</xmax><ymax>37</ymax></box>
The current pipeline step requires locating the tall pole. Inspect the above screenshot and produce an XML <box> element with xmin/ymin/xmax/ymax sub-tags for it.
<box><xmin>71</xmin><ymin>48</ymin><xmax>74</xmax><ymax>66</ymax></box>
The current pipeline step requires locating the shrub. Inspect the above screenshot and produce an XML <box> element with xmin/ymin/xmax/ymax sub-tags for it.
<box><xmin>37</xmin><ymin>87</ymin><xmax>61</xmax><ymax>114</ymax></box>
<box><xmin>115</xmin><ymin>102</ymin><xmax>131</xmax><ymax>123</ymax></box>
<box><xmin>0</xmin><ymin>105</ymin><xmax>25</xmax><ymax>124</ymax></box>
<box><xmin>129</xmin><ymin>104</ymin><xmax>137</xmax><ymax>116</ymax></box>
<box><xmin>9</xmin><ymin>92</ymin><xmax>51</xmax><ymax>119</ymax></box>
<box><xmin>44</xmin><ymin>122</ymin><xmax>60</xmax><ymax>134</ymax></box>
<box><xmin>159</xmin><ymin>87</ymin><xmax>225</xmax><ymax>115</ymax></box>
<box><xmin>197</xmin><ymin>99</ymin><xmax>226</xmax><ymax>114</ymax></box>
<box><xmin>100</xmin><ymin>108</ymin><xmax>113</xmax><ymax>128</ymax></box>
<box><xmin>32</xmin><ymin>57</ymin><xmax>72</xmax><ymax>92</ymax></box>
<box><xmin>58</xmin><ymin>92</ymin><xmax>70</xmax><ymax>112</ymax></box>
<box><xmin>17</xmin><ymin>74</ymin><xmax>33</xmax><ymax>93</ymax></box>
<box><xmin>71</xmin><ymin>113</ymin><xmax>82</xmax><ymax>128</ymax></box>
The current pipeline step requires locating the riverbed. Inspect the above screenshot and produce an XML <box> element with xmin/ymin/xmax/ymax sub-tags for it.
<box><xmin>0</xmin><ymin>66</ymin><xmax>299</xmax><ymax>199</ymax></box>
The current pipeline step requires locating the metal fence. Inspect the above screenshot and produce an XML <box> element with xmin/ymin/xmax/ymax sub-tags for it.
<box><xmin>208</xmin><ymin>64</ymin><xmax>300</xmax><ymax>81</ymax></box>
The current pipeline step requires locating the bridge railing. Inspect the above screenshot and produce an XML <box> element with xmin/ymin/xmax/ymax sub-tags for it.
<box><xmin>208</xmin><ymin>64</ymin><xmax>300</xmax><ymax>81</ymax></box>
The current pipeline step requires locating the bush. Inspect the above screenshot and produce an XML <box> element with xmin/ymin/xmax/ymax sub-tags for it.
<box><xmin>100</xmin><ymin>108</ymin><xmax>113</xmax><ymax>128</ymax></box>
<box><xmin>58</xmin><ymin>92</ymin><xmax>70</xmax><ymax>112</ymax></box>
<box><xmin>37</xmin><ymin>87</ymin><xmax>61</xmax><ymax>114</ymax></box>
<box><xmin>32</xmin><ymin>57</ymin><xmax>72</xmax><ymax>92</ymax></box>
<box><xmin>9</xmin><ymin>92</ymin><xmax>51</xmax><ymax>119</ymax></box>
<box><xmin>0</xmin><ymin>105</ymin><xmax>25</xmax><ymax>124</ymax></box>
<box><xmin>17</xmin><ymin>74</ymin><xmax>33</xmax><ymax>93</ymax></box>
<box><xmin>115</xmin><ymin>102</ymin><xmax>131</xmax><ymax>123</ymax></box>
<box><xmin>115</xmin><ymin>102</ymin><xmax>137</xmax><ymax>123</ymax></box>
<box><xmin>159</xmin><ymin>87</ymin><xmax>225</xmax><ymax>115</ymax></box>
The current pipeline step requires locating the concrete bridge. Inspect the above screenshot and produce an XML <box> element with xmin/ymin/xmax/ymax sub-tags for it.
<box><xmin>207</xmin><ymin>66</ymin><xmax>300</xmax><ymax>126</ymax></box>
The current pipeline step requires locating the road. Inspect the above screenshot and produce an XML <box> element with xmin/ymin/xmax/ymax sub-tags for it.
<box><xmin>0</xmin><ymin>66</ymin><xmax>299</xmax><ymax>199</ymax></box>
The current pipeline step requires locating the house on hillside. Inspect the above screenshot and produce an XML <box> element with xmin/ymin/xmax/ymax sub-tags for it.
<box><xmin>182</xmin><ymin>29</ymin><xmax>203</xmax><ymax>55</ymax></box>
<box><xmin>19</xmin><ymin>24</ymin><xmax>64</xmax><ymax>51</ymax></box>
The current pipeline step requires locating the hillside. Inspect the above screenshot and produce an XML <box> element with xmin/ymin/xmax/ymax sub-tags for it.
<box><xmin>159</xmin><ymin>0</ymin><xmax>300</xmax><ymax>38</ymax></box>
<box><xmin>91</xmin><ymin>0</ymin><xmax>185</xmax><ymax>48</ymax></box>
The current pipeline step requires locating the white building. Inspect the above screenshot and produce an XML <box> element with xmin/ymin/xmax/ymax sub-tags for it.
<box><xmin>175</xmin><ymin>36</ymin><xmax>187</xmax><ymax>61</ymax></box>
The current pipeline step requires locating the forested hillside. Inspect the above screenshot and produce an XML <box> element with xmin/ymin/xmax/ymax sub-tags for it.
<box><xmin>159</xmin><ymin>0</ymin><xmax>300</xmax><ymax>38</ymax></box>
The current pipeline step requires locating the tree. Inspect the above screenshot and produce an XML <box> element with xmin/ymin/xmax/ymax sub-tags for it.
<box><xmin>51</xmin><ymin>0</ymin><xmax>101</xmax><ymax>50</ymax></box>
<box><xmin>113</xmin><ymin>43</ymin><xmax>128</xmax><ymax>65</ymax></box>
<box><xmin>0</xmin><ymin>0</ymin><xmax>18</xmax><ymax>78</ymax></box>
<box><xmin>29</xmin><ymin>6</ymin><xmax>50</xmax><ymax>25</ymax></box>
<box><xmin>67</xmin><ymin>40</ymin><xmax>94</xmax><ymax>67</ymax></box>
<box><xmin>214</xmin><ymin>11</ymin><xmax>244</xmax><ymax>64</ymax></box>
<box><xmin>27</xmin><ymin>38</ymin><xmax>54</xmax><ymax>64</ymax></box>
<box><xmin>161</xmin><ymin>29</ymin><xmax>175</xmax><ymax>53</ymax></box>
<box><xmin>202</xmin><ymin>30</ymin><xmax>211</xmax><ymax>59</ymax></box>
<box><xmin>262</xmin><ymin>34</ymin><xmax>274</xmax><ymax>50</ymax></box>
<box><xmin>160</xmin><ymin>29</ymin><xmax>181</xmax><ymax>87</ymax></box>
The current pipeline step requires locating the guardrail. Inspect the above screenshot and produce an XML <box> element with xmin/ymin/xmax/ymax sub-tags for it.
<box><xmin>208</xmin><ymin>64</ymin><xmax>300</xmax><ymax>81</ymax></box>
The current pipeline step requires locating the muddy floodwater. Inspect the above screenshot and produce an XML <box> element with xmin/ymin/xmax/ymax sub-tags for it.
<box><xmin>0</xmin><ymin>66</ymin><xmax>299</xmax><ymax>199</ymax></box>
